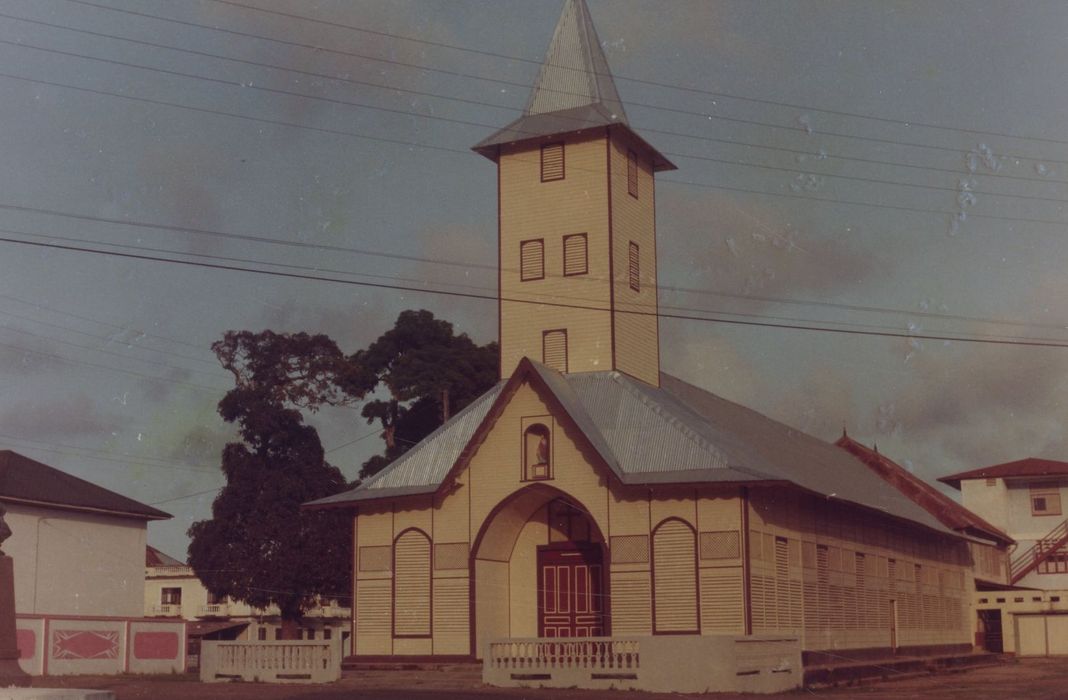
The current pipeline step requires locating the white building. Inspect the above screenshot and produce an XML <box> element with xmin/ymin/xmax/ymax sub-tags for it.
<box><xmin>941</xmin><ymin>458</ymin><xmax>1068</xmax><ymax>657</ymax></box>
<box><xmin>145</xmin><ymin>546</ymin><xmax>351</xmax><ymax>651</ymax></box>
<box><xmin>0</xmin><ymin>449</ymin><xmax>170</xmax><ymax>617</ymax></box>
<box><xmin>940</xmin><ymin>458</ymin><xmax>1068</xmax><ymax>589</ymax></box>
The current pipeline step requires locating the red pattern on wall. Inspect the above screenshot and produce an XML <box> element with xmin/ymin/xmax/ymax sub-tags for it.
<box><xmin>16</xmin><ymin>629</ymin><xmax>34</xmax><ymax>660</ymax></box>
<box><xmin>133</xmin><ymin>631</ymin><xmax>179</xmax><ymax>660</ymax></box>
<box><xmin>52</xmin><ymin>630</ymin><xmax>120</xmax><ymax>659</ymax></box>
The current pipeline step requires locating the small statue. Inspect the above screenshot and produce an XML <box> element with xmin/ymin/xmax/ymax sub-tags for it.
<box><xmin>0</xmin><ymin>504</ymin><xmax>11</xmax><ymax>555</ymax></box>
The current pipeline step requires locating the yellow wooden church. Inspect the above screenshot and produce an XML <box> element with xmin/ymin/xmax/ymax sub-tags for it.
<box><xmin>308</xmin><ymin>0</ymin><xmax>977</xmax><ymax>690</ymax></box>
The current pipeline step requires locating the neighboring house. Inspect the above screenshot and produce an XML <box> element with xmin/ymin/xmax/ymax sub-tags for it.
<box><xmin>940</xmin><ymin>458</ymin><xmax>1068</xmax><ymax>589</ymax></box>
<box><xmin>305</xmin><ymin>0</ymin><xmax>978</xmax><ymax>677</ymax></box>
<box><xmin>0</xmin><ymin>449</ymin><xmax>169</xmax><ymax>617</ymax></box>
<box><xmin>144</xmin><ymin>546</ymin><xmax>351</xmax><ymax>653</ymax></box>
<box><xmin>937</xmin><ymin>458</ymin><xmax>1068</xmax><ymax>657</ymax></box>
<box><xmin>0</xmin><ymin>450</ymin><xmax>185</xmax><ymax>676</ymax></box>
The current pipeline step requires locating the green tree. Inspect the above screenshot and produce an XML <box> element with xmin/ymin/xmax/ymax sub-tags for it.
<box><xmin>343</xmin><ymin>310</ymin><xmax>498</xmax><ymax>479</ymax></box>
<box><xmin>187</xmin><ymin>331</ymin><xmax>353</xmax><ymax>639</ymax></box>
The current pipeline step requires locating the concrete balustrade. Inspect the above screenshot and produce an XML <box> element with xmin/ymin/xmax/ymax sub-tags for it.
<box><xmin>199</xmin><ymin>640</ymin><xmax>341</xmax><ymax>684</ymax></box>
<box><xmin>484</xmin><ymin>634</ymin><xmax>801</xmax><ymax>694</ymax></box>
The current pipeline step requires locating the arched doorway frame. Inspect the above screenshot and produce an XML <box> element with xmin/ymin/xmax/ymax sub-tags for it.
<box><xmin>468</xmin><ymin>483</ymin><xmax>610</xmax><ymax>656</ymax></box>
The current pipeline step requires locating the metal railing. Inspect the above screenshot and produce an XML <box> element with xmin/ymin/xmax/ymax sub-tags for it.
<box><xmin>1010</xmin><ymin>519</ymin><xmax>1068</xmax><ymax>583</ymax></box>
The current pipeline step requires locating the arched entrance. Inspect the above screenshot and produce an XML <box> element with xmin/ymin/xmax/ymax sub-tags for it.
<box><xmin>470</xmin><ymin>484</ymin><xmax>607</xmax><ymax>656</ymax></box>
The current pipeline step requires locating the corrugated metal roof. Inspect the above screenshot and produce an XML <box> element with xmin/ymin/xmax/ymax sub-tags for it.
<box><xmin>306</xmin><ymin>382</ymin><xmax>504</xmax><ymax>506</ymax></box>
<box><xmin>306</xmin><ymin>365</ymin><xmax>959</xmax><ymax>537</ymax></box>
<box><xmin>0</xmin><ymin>450</ymin><xmax>170</xmax><ymax>520</ymax></box>
<box><xmin>524</xmin><ymin>0</ymin><xmax>627</xmax><ymax>121</ymax></box>
<box><xmin>939</xmin><ymin>457</ymin><xmax>1068</xmax><ymax>488</ymax></box>
<box><xmin>470</xmin><ymin>0</ymin><xmax>675</xmax><ymax>172</ymax></box>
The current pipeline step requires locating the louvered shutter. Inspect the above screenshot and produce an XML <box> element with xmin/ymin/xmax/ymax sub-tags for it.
<box><xmin>393</xmin><ymin>530</ymin><xmax>431</xmax><ymax>636</ymax></box>
<box><xmin>542</xmin><ymin>330</ymin><xmax>568</xmax><ymax>372</ymax></box>
<box><xmin>652</xmin><ymin>519</ymin><xmax>698</xmax><ymax>633</ymax></box>
<box><xmin>541</xmin><ymin>143</ymin><xmax>565</xmax><ymax>181</ymax></box>
<box><xmin>627</xmin><ymin>150</ymin><xmax>639</xmax><ymax>197</ymax></box>
<box><xmin>563</xmin><ymin>234</ymin><xmax>588</xmax><ymax>276</ymax></box>
<box><xmin>520</xmin><ymin>239</ymin><xmax>544</xmax><ymax>281</ymax></box>
<box><xmin>628</xmin><ymin>242</ymin><xmax>640</xmax><ymax>291</ymax></box>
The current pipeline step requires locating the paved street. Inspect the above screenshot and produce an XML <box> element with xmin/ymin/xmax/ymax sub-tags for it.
<box><xmin>23</xmin><ymin>657</ymin><xmax>1068</xmax><ymax>700</ymax></box>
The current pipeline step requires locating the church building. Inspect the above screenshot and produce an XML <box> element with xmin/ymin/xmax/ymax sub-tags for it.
<box><xmin>307</xmin><ymin>0</ymin><xmax>976</xmax><ymax>685</ymax></box>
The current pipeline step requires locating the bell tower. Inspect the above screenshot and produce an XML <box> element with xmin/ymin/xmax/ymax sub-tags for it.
<box><xmin>473</xmin><ymin>0</ymin><xmax>675</xmax><ymax>386</ymax></box>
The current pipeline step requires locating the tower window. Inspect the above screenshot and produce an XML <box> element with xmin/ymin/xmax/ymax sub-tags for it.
<box><xmin>563</xmin><ymin>233</ymin><xmax>588</xmax><ymax>276</ymax></box>
<box><xmin>627</xmin><ymin>150</ymin><xmax>639</xmax><ymax>198</ymax></box>
<box><xmin>524</xmin><ymin>423</ymin><xmax>551</xmax><ymax>481</ymax></box>
<box><xmin>542</xmin><ymin>329</ymin><xmax>568</xmax><ymax>372</ymax></box>
<box><xmin>520</xmin><ymin>239</ymin><xmax>545</xmax><ymax>281</ymax></box>
<box><xmin>628</xmin><ymin>242</ymin><xmax>640</xmax><ymax>292</ymax></box>
<box><xmin>541</xmin><ymin>143</ymin><xmax>565</xmax><ymax>182</ymax></box>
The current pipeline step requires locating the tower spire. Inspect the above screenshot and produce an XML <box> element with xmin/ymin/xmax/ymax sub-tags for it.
<box><xmin>524</xmin><ymin>0</ymin><xmax>627</xmax><ymax>122</ymax></box>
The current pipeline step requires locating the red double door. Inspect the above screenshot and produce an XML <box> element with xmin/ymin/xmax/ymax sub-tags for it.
<box><xmin>537</xmin><ymin>546</ymin><xmax>605</xmax><ymax>637</ymax></box>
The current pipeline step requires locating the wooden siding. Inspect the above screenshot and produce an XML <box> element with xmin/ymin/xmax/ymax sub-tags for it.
<box><xmin>747</xmin><ymin>488</ymin><xmax>972</xmax><ymax>650</ymax></box>
<box><xmin>652</xmin><ymin>519</ymin><xmax>699</xmax><ymax>633</ymax></box>
<box><xmin>608</xmin><ymin>132</ymin><xmax>659</xmax><ymax>385</ymax></box>
<box><xmin>499</xmin><ymin>135</ymin><xmax>611</xmax><ymax>378</ymax></box>
<box><xmin>349</xmin><ymin>378</ymin><xmax>969</xmax><ymax>659</ymax></box>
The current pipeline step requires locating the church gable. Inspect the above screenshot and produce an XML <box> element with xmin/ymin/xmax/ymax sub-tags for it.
<box><xmin>447</xmin><ymin>364</ymin><xmax>619</xmax><ymax>531</ymax></box>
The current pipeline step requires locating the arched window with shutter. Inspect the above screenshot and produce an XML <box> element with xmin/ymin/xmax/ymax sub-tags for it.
<box><xmin>393</xmin><ymin>528</ymin><xmax>432</xmax><ymax>638</ymax></box>
<box><xmin>652</xmin><ymin>518</ymin><xmax>699</xmax><ymax>634</ymax></box>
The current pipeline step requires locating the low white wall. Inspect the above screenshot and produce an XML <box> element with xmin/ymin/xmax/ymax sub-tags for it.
<box><xmin>15</xmin><ymin>615</ymin><xmax>185</xmax><ymax>676</ymax></box>
<box><xmin>483</xmin><ymin>635</ymin><xmax>801</xmax><ymax>694</ymax></box>
<box><xmin>200</xmin><ymin>640</ymin><xmax>341</xmax><ymax>684</ymax></box>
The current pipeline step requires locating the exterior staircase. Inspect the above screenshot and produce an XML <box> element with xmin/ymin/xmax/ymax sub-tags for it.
<box><xmin>1010</xmin><ymin>518</ymin><xmax>1068</xmax><ymax>584</ymax></box>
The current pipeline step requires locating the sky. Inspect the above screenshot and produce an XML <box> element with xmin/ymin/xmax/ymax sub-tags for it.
<box><xmin>1</xmin><ymin>0</ymin><xmax>1068</xmax><ymax>559</ymax></box>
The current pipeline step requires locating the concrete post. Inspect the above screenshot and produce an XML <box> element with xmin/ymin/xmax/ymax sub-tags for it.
<box><xmin>0</xmin><ymin>556</ymin><xmax>30</xmax><ymax>685</ymax></box>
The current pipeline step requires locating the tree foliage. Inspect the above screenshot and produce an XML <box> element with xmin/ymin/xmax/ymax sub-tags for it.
<box><xmin>188</xmin><ymin>332</ymin><xmax>353</xmax><ymax>634</ymax></box>
<box><xmin>343</xmin><ymin>310</ymin><xmax>498</xmax><ymax>479</ymax></box>
<box><xmin>187</xmin><ymin>313</ymin><xmax>497</xmax><ymax>633</ymax></box>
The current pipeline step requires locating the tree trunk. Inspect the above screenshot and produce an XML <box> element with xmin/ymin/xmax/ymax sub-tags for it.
<box><xmin>278</xmin><ymin>617</ymin><xmax>301</xmax><ymax>640</ymax></box>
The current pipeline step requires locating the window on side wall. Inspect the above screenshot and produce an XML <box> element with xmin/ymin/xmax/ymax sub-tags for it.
<box><xmin>627</xmin><ymin>150</ymin><xmax>639</xmax><ymax>198</ymax></box>
<box><xmin>628</xmin><ymin>242</ymin><xmax>640</xmax><ymax>292</ymax></box>
<box><xmin>1031</xmin><ymin>484</ymin><xmax>1062</xmax><ymax>516</ymax></box>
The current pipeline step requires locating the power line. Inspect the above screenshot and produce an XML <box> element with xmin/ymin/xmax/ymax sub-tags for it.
<box><xmin>0</xmin><ymin>291</ymin><xmax>218</xmax><ymax>357</ymax></box>
<box><xmin>204</xmin><ymin>0</ymin><xmax>1068</xmax><ymax>152</ymax></box>
<box><xmin>0</xmin><ymin>332</ymin><xmax>222</xmax><ymax>393</ymax></box>
<box><xmin>5</xmin><ymin>36</ymin><xmax>1064</xmax><ymax>207</ymax></box>
<box><xmin>7</xmin><ymin>218</ymin><xmax>1068</xmax><ymax>342</ymax></box>
<box><xmin>4</xmin><ymin>233</ymin><xmax>1068</xmax><ymax>349</ymax></box>
<box><xmin>52</xmin><ymin>1</ymin><xmax>1068</xmax><ymax>173</ymax></box>
<box><xmin>149</xmin><ymin>486</ymin><xmax>223</xmax><ymax>506</ymax></box>
<box><xmin>3</xmin><ymin>69</ymin><xmax>1067</xmax><ymax>232</ymax></box>
<box><xmin>0</xmin><ymin>322</ymin><xmax>228</xmax><ymax>382</ymax></box>
<box><xmin>0</xmin><ymin>432</ymin><xmax>220</xmax><ymax>474</ymax></box>
<box><xmin>4</xmin><ymin>199</ymin><xmax>1068</xmax><ymax>336</ymax></box>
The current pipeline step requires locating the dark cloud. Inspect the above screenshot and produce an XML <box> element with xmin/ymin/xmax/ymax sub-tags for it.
<box><xmin>0</xmin><ymin>393</ymin><xmax>120</xmax><ymax>439</ymax></box>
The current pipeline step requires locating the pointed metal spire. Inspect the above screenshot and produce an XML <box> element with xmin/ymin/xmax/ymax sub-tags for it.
<box><xmin>524</xmin><ymin>0</ymin><xmax>628</xmax><ymax>122</ymax></box>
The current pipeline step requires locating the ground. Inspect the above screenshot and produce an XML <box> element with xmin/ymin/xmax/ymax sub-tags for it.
<box><xmin>26</xmin><ymin>658</ymin><xmax>1068</xmax><ymax>700</ymax></box>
